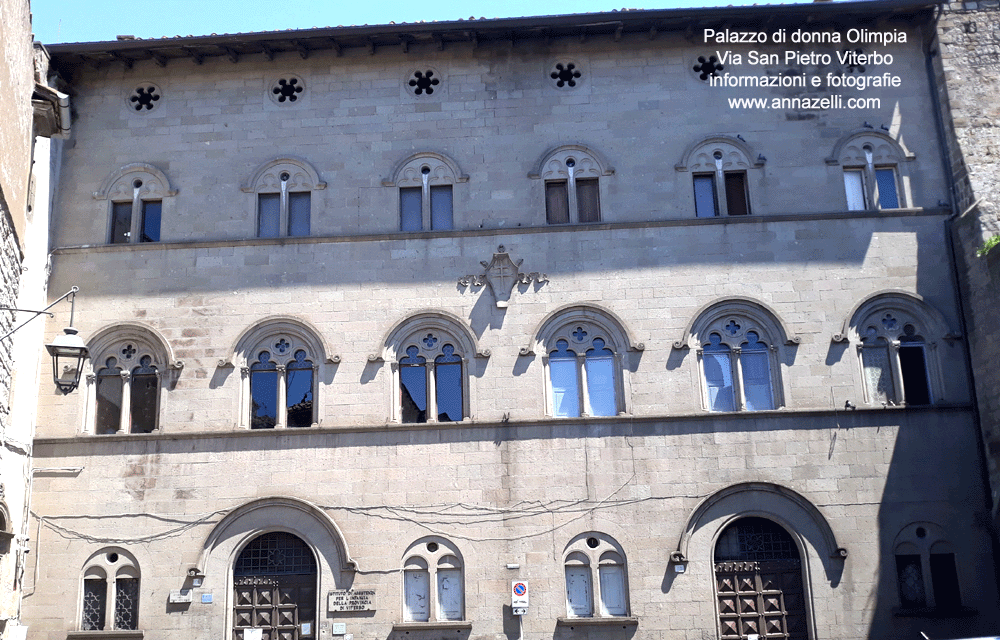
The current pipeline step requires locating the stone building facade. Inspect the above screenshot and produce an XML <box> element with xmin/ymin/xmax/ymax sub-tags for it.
<box><xmin>22</xmin><ymin>2</ymin><xmax>1000</xmax><ymax>640</ymax></box>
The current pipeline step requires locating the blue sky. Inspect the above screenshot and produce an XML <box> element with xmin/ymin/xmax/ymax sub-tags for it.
<box><xmin>31</xmin><ymin>0</ymin><xmax>816</xmax><ymax>45</ymax></box>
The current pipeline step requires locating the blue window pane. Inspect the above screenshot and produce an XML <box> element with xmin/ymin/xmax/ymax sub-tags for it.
<box><xmin>258</xmin><ymin>194</ymin><xmax>280</xmax><ymax>238</ymax></box>
<box><xmin>585</xmin><ymin>355</ymin><xmax>616</xmax><ymax>416</ymax></box>
<box><xmin>430</xmin><ymin>185</ymin><xmax>453</xmax><ymax>230</ymax></box>
<box><xmin>140</xmin><ymin>200</ymin><xmax>161</xmax><ymax>242</ymax></box>
<box><xmin>694</xmin><ymin>175</ymin><xmax>718</xmax><ymax>218</ymax></box>
<box><xmin>703</xmin><ymin>335</ymin><xmax>734</xmax><ymax>411</ymax></box>
<box><xmin>400</xmin><ymin>187</ymin><xmax>422</xmax><ymax>231</ymax></box>
<box><xmin>435</xmin><ymin>362</ymin><xmax>463</xmax><ymax>421</ymax></box>
<box><xmin>550</xmin><ymin>339</ymin><xmax>580</xmax><ymax>417</ymax></box>
<box><xmin>875</xmin><ymin>168</ymin><xmax>899</xmax><ymax>209</ymax></box>
<box><xmin>286</xmin><ymin>350</ymin><xmax>313</xmax><ymax>427</ymax></box>
<box><xmin>288</xmin><ymin>192</ymin><xmax>311</xmax><ymax>237</ymax></box>
<box><xmin>740</xmin><ymin>334</ymin><xmax>773</xmax><ymax>411</ymax></box>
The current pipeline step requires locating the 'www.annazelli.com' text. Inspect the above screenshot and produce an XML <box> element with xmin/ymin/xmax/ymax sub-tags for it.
<box><xmin>728</xmin><ymin>96</ymin><xmax>881</xmax><ymax>109</ymax></box>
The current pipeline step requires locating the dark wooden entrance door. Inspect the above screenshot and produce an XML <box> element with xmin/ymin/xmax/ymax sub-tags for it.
<box><xmin>714</xmin><ymin>518</ymin><xmax>809</xmax><ymax>640</ymax></box>
<box><xmin>233</xmin><ymin>532</ymin><xmax>317</xmax><ymax>640</ymax></box>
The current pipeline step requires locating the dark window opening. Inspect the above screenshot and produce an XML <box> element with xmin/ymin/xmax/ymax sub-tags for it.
<box><xmin>130</xmin><ymin>356</ymin><xmax>158</xmax><ymax>434</ymax></box>
<box><xmin>286</xmin><ymin>350</ymin><xmax>314</xmax><ymax>428</ymax></box>
<box><xmin>576</xmin><ymin>178</ymin><xmax>600</xmax><ymax>223</ymax></box>
<box><xmin>546</xmin><ymin>181</ymin><xmax>570</xmax><ymax>224</ymax></box>
<box><xmin>110</xmin><ymin>202</ymin><xmax>132</xmax><ymax>244</ymax></box>
<box><xmin>930</xmin><ymin>553</ymin><xmax>962</xmax><ymax>611</ymax></box>
<box><xmin>898</xmin><ymin>345</ymin><xmax>930</xmax><ymax>405</ymax></box>
<box><xmin>896</xmin><ymin>554</ymin><xmax>926</xmax><ymax>609</ymax></box>
<box><xmin>724</xmin><ymin>172</ymin><xmax>750</xmax><ymax>216</ymax></box>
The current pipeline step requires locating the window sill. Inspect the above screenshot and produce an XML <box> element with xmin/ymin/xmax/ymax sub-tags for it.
<box><xmin>556</xmin><ymin>616</ymin><xmax>638</xmax><ymax>628</ymax></box>
<box><xmin>392</xmin><ymin>621</ymin><xmax>472</xmax><ymax>631</ymax></box>
<box><xmin>67</xmin><ymin>631</ymin><xmax>145</xmax><ymax>640</ymax></box>
<box><xmin>892</xmin><ymin>606</ymin><xmax>978</xmax><ymax>618</ymax></box>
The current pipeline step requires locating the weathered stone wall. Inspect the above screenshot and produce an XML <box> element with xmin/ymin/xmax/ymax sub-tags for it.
<box><xmin>25</xmin><ymin>410</ymin><xmax>1000</xmax><ymax>640</ymax></box>
<box><xmin>935</xmin><ymin>0</ymin><xmax>1000</xmax><ymax>521</ymax></box>
<box><xmin>0</xmin><ymin>0</ymin><xmax>32</xmax><ymax>629</ymax></box>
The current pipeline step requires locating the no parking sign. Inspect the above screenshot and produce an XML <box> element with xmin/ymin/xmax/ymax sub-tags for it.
<box><xmin>511</xmin><ymin>580</ymin><xmax>529</xmax><ymax>615</ymax></box>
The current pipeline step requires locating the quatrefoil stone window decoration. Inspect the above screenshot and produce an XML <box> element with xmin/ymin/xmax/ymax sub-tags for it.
<box><xmin>423</xmin><ymin>333</ymin><xmax>438</xmax><ymax>348</ymax></box>
<box><xmin>408</xmin><ymin>70</ymin><xmax>440</xmax><ymax>96</ymax></box>
<box><xmin>269</xmin><ymin>75</ymin><xmax>305</xmax><ymax>104</ymax></box>
<box><xmin>121</xmin><ymin>344</ymin><xmax>137</xmax><ymax>360</ymax></box>
<box><xmin>550</xmin><ymin>62</ymin><xmax>582</xmax><ymax>88</ymax></box>
<box><xmin>694</xmin><ymin>55</ymin><xmax>724</xmax><ymax>81</ymax></box>
<box><xmin>274</xmin><ymin>338</ymin><xmax>290</xmax><ymax>354</ymax></box>
<box><xmin>128</xmin><ymin>83</ymin><xmax>161</xmax><ymax>112</ymax></box>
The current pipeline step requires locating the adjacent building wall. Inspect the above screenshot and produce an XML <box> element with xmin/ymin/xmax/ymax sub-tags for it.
<box><xmin>934</xmin><ymin>0</ymin><xmax>1000</xmax><ymax>528</ymax></box>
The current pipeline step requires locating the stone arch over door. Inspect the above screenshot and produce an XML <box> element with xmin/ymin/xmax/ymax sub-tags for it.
<box><xmin>672</xmin><ymin>483</ymin><xmax>848</xmax><ymax>640</ymax></box>
<box><xmin>196</xmin><ymin>497</ymin><xmax>356</xmax><ymax>639</ymax></box>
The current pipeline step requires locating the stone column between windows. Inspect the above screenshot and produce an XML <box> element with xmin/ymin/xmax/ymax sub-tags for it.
<box><xmin>425</xmin><ymin>361</ymin><xmax>438</xmax><ymax>424</ymax></box>
<box><xmin>118</xmin><ymin>370</ymin><xmax>132</xmax><ymax>434</ymax></box>
<box><xmin>576</xmin><ymin>354</ymin><xmax>591</xmax><ymax>417</ymax></box>
<box><xmin>276</xmin><ymin>364</ymin><xmax>288</xmax><ymax>428</ymax></box>
<box><xmin>84</xmin><ymin>373</ymin><xmax>97</xmax><ymax>434</ymax></box>
<box><xmin>731</xmin><ymin>346</ymin><xmax>745</xmax><ymax>411</ymax></box>
<box><xmin>888</xmin><ymin>341</ymin><xmax>905</xmax><ymax>405</ymax></box>
<box><xmin>566</xmin><ymin>164</ymin><xmax>580</xmax><ymax>223</ymax></box>
<box><xmin>239</xmin><ymin>366</ymin><xmax>250</xmax><ymax>429</ymax></box>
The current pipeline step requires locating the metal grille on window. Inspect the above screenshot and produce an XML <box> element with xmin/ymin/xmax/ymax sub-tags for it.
<box><xmin>234</xmin><ymin>532</ymin><xmax>317</xmax><ymax>576</ymax></box>
<box><xmin>114</xmin><ymin>577</ymin><xmax>140</xmax><ymax>630</ymax></box>
<box><xmin>82</xmin><ymin>578</ymin><xmax>107</xmax><ymax>630</ymax></box>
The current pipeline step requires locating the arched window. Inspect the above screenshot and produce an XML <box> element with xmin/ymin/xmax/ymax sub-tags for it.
<box><xmin>893</xmin><ymin>523</ymin><xmax>962</xmax><ymax>613</ymax></box>
<box><xmin>80</xmin><ymin>549</ymin><xmax>140</xmax><ymax>631</ymax></box>
<box><xmin>561</xmin><ymin>533</ymin><xmax>630</xmax><ymax>620</ymax></box>
<box><xmin>242</xmin><ymin>157</ymin><xmax>325</xmax><ymax>238</ymax></box>
<box><xmin>528</xmin><ymin>304</ymin><xmax>641</xmax><ymax>418</ymax></box>
<box><xmin>838</xmin><ymin>292</ymin><xmax>955</xmax><ymax>406</ymax></box>
<box><xmin>401</xmin><ymin>538</ymin><xmax>465</xmax><ymax>623</ymax></box>
<box><xmin>676</xmin><ymin>136</ymin><xmax>763</xmax><ymax>218</ymax></box>
<box><xmin>679</xmin><ymin>300</ymin><xmax>794</xmax><ymax>412</ymax></box>
<box><xmin>714</xmin><ymin>517</ymin><xmax>807</xmax><ymax>640</ymax></box>
<box><xmin>233</xmin><ymin>532</ymin><xmax>317</xmax><ymax>639</ymax></box>
<box><xmin>229</xmin><ymin>319</ymin><xmax>331</xmax><ymax>429</ymax></box>
<box><xmin>530</xmin><ymin>145</ymin><xmax>613</xmax><ymax>224</ymax></box>
<box><xmin>375</xmin><ymin>312</ymin><xmax>485</xmax><ymax>424</ymax></box>
<box><xmin>94</xmin><ymin>163</ymin><xmax>175</xmax><ymax>244</ymax></box>
<box><xmin>85</xmin><ymin>324</ymin><xmax>177</xmax><ymax>434</ymax></box>
<box><xmin>385</xmin><ymin>152</ymin><xmax>467</xmax><ymax>232</ymax></box>
<box><xmin>829</xmin><ymin>131</ymin><xmax>913</xmax><ymax>211</ymax></box>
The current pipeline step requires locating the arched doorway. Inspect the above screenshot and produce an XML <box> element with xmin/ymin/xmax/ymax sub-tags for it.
<box><xmin>233</xmin><ymin>532</ymin><xmax>317</xmax><ymax>640</ymax></box>
<box><xmin>714</xmin><ymin>517</ymin><xmax>808</xmax><ymax>640</ymax></box>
